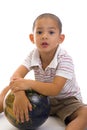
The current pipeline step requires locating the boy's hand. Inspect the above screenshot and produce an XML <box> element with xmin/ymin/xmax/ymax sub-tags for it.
<box><xmin>13</xmin><ymin>91</ymin><xmax>32</xmax><ymax>123</ymax></box>
<box><xmin>10</xmin><ymin>78</ymin><xmax>31</xmax><ymax>92</ymax></box>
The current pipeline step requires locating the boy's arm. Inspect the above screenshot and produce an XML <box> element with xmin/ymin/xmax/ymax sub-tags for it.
<box><xmin>10</xmin><ymin>76</ymin><xmax>67</xmax><ymax>96</ymax></box>
<box><xmin>30</xmin><ymin>76</ymin><xmax>67</xmax><ymax>96</ymax></box>
<box><xmin>27</xmin><ymin>76</ymin><xmax>67</xmax><ymax>96</ymax></box>
<box><xmin>10</xmin><ymin>65</ymin><xmax>32</xmax><ymax>122</ymax></box>
<box><xmin>10</xmin><ymin>65</ymin><xmax>29</xmax><ymax>81</ymax></box>
<box><xmin>0</xmin><ymin>65</ymin><xmax>29</xmax><ymax>113</ymax></box>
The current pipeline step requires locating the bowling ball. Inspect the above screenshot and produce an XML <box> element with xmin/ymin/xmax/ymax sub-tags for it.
<box><xmin>4</xmin><ymin>90</ymin><xmax>50</xmax><ymax>130</ymax></box>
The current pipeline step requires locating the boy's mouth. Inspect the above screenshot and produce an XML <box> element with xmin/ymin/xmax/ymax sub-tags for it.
<box><xmin>41</xmin><ymin>42</ymin><xmax>49</xmax><ymax>47</ymax></box>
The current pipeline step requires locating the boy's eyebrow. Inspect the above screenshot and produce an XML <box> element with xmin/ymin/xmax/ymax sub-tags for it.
<box><xmin>36</xmin><ymin>27</ymin><xmax>56</xmax><ymax>30</ymax></box>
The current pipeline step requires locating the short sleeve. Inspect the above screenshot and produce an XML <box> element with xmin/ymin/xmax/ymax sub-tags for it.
<box><xmin>22</xmin><ymin>50</ymin><xmax>34</xmax><ymax>71</ymax></box>
<box><xmin>56</xmin><ymin>54</ymin><xmax>74</xmax><ymax>79</ymax></box>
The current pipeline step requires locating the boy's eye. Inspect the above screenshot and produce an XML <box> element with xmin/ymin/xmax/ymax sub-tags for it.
<box><xmin>49</xmin><ymin>31</ymin><xmax>54</xmax><ymax>34</ymax></box>
<box><xmin>37</xmin><ymin>31</ymin><xmax>42</xmax><ymax>34</ymax></box>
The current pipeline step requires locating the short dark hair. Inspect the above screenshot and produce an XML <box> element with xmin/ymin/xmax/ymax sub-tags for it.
<box><xmin>32</xmin><ymin>13</ymin><xmax>62</xmax><ymax>33</ymax></box>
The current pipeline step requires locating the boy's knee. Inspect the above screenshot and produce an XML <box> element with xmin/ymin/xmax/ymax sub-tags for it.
<box><xmin>77</xmin><ymin>106</ymin><xmax>87</xmax><ymax>118</ymax></box>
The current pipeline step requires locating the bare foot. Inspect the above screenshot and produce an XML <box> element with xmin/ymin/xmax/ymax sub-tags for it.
<box><xmin>0</xmin><ymin>86</ymin><xmax>10</xmax><ymax>113</ymax></box>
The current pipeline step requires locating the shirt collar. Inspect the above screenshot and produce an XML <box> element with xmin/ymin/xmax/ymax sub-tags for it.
<box><xmin>47</xmin><ymin>46</ymin><xmax>61</xmax><ymax>68</ymax></box>
<box><xmin>30</xmin><ymin>48</ymin><xmax>41</xmax><ymax>67</ymax></box>
<box><xmin>30</xmin><ymin>46</ymin><xmax>61</xmax><ymax>69</ymax></box>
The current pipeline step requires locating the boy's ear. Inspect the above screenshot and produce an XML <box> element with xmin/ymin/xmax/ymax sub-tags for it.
<box><xmin>59</xmin><ymin>34</ymin><xmax>65</xmax><ymax>43</ymax></box>
<box><xmin>29</xmin><ymin>34</ymin><xmax>34</xmax><ymax>43</ymax></box>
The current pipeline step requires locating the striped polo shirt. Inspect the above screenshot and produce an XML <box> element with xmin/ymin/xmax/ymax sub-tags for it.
<box><xmin>22</xmin><ymin>46</ymin><xmax>82</xmax><ymax>101</ymax></box>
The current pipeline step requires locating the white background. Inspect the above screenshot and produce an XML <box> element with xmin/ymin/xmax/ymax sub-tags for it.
<box><xmin>0</xmin><ymin>0</ymin><xmax>87</xmax><ymax>103</ymax></box>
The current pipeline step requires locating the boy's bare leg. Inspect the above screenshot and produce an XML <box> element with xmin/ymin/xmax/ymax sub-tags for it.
<box><xmin>65</xmin><ymin>106</ymin><xmax>87</xmax><ymax>130</ymax></box>
<box><xmin>0</xmin><ymin>86</ymin><xmax>10</xmax><ymax>113</ymax></box>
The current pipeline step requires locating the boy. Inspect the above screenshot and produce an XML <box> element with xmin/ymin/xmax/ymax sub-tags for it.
<box><xmin>0</xmin><ymin>13</ymin><xmax>87</xmax><ymax>130</ymax></box>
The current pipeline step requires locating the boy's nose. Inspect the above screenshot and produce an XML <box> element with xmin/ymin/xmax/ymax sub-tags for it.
<box><xmin>42</xmin><ymin>33</ymin><xmax>48</xmax><ymax>39</ymax></box>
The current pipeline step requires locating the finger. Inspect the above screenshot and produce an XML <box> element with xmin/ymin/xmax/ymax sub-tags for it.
<box><xmin>15</xmin><ymin>109</ymin><xmax>20</xmax><ymax>122</ymax></box>
<box><xmin>19</xmin><ymin>110</ymin><xmax>25</xmax><ymax>123</ymax></box>
<box><xmin>13</xmin><ymin>106</ymin><xmax>20</xmax><ymax>123</ymax></box>
<box><xmin>28</xmin><ymin>102</ymin><xmax>32</xmax><ymax>111</ymax></box>
<box><xmin>9</xmin><ymin>81</ymin><xmax>15</xmax><ymax>87</ymax></box>
<box><xmin>11</xmin><ymin>86</ymin><xmax>20</xmax><ymax>93</ymax></box>
<box><xmin>24</xmin><ymin>108</ymin><xmax>29</xmax><ymax>121</ymax></box>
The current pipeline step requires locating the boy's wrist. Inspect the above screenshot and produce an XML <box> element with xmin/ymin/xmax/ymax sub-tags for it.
<box><xmin>14</xmin><ymin>91</ymin><xmax>26</xmax><ymax>97</ymax></box>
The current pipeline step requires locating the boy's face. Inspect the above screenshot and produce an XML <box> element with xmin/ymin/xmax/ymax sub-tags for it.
<box><xmin>30</xmin><ymin>17</ymin><xmax>65</xmax><ymax>54</ymax></box>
